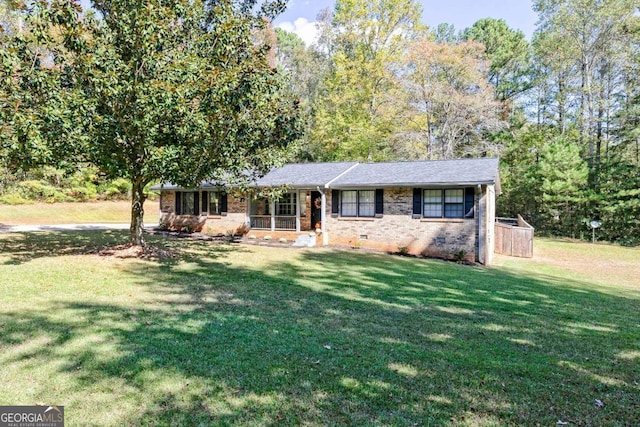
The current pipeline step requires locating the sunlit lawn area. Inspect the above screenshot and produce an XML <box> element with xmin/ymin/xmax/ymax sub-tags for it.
<box><xmin>0</xmin><ymin>231</ymin><xmax>638</xmax><ymax>426</ymax></box>
<box><xmin>0</xmin><ymin>200</ymin><xmax>156</xmax><ymax>225</ymax></box>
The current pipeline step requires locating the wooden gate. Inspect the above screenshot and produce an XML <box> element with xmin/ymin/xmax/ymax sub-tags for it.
<box><xmin>495</xmin><ymin>215</ymin><xmax>534</xmax><ymax>258</ymax></box>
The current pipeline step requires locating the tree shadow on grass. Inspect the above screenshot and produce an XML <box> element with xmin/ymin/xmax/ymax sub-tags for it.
<box><xmin>0</xmin><ymin>234</ymin><xmax>638</xmax><ymax>425</ymax></box>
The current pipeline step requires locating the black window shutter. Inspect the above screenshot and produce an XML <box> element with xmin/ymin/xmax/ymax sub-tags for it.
<box><xmin>201</xmin><ymin>192</ymin><xmax>208</xmax><ymax>215</ymax></box>
<box><xmin>175</xmin><ymin>192</ymin><xmax>182</xmax><ymax>215</ymax></box>
<box><xmin>464</xmin><ymin>187</ymin><xmax>475</xmax><ymax>218</ymax></box>
<box><xmin>193</xmin><ymin>192</ymin><xmax>200</xmax><ymax>215</ymax></box>
<box><xmin>412</xmin><ymin>188</ymin><xmax>422</xmax><ymax>217</ymax></box>
<box><xmin>221</xmin><ymin>193</ymin><xmax>228</xmax><ymax>214</ymax></box>
<box><xmin>331</xmin><ymin>190</ymin><xmax>339</xmax><ymax>214</ymax></box>
<box><xmin>375</xmin><ymin>189</ymin><xmax>384</xmax><ymax>216</ymax></box>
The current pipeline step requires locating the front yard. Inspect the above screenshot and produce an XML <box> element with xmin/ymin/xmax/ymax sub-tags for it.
<box><xmin>0</xmin><ymin>231</ymin><xmax>638</xmax><ymax>426</ymax></box>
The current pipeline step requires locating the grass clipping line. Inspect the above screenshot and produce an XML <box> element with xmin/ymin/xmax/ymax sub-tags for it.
<box><xmin>97</xmin><ymin>244</ymin><xmax>180</xmax><ymax>260</ymax></box>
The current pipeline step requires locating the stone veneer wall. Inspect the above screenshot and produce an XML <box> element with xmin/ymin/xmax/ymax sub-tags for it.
<box><xmin>324</xmin><ymin>187</ymin><xmax>478</xmax><ymax>262</ymax></box>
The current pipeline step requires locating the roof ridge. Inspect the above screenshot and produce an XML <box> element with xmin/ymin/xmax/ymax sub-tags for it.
<box><xmin>325</xmin><ymin>162</ymin><xmax>361</xmax><ymax>188</ymax></box>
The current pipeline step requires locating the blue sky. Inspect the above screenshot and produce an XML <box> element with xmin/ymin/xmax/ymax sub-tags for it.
<box><xmin>275</xmin><ymin>0</ymin><xmax>538</xmax><ymax>44</ymax></box>
<box><xmin>276</xmin><ymin>0</ymin><xmax>537</xmax><ymax>38</ymax></box>
<box><xmin>79</xmin><ymin>1</ymin><xmax>538</xmax><ymax>44</ymax></box>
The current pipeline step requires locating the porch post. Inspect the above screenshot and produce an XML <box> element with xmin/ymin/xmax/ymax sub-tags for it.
<box><xmin>246</xmin><ymin>196</ymin><xmax>251</xmax><ymax>228</ymax></box>
<box><xmin>321</xmin><ymin>189</ymin><xmax>328</xmax><ymax>245</ymax></box>
<box><xmin>270</xmin><ymin>199</ymin><xmax>276</xmax><ymax>231</ymax></box>
<box><xmin>295</xmin><ymin>191</ymin><xmax>301</xmax><ymax>232</ymax></box>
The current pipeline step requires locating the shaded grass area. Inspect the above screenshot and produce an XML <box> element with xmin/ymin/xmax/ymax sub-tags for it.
<box><xmin>0</xmin><ymin>200</ymin><xmax>156</xmax><ymax>226</ymax></box>
<box><xmin>0</xmin><ymin>232</ymin><xmax>638</xmax><ymax>426</ymax></box>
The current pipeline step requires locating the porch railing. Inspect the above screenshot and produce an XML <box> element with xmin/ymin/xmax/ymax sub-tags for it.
<box><xmin>249</xmin><ymin>215</ymin><xmax>296</xmax><ymax>231</ymax></box>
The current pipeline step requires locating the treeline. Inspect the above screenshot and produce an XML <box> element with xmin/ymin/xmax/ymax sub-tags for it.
<box><xmin>0</xmin><ymin>166</ymin><xmax>133</xmax><ymax>204</ymax></box>
<box><xmin>275</xmin><ymin>0</ymin><xmax>640</xmax><ymax>245</ymax></box>
<box><xmin>1</xmin><ymin>0</ymin><xmax>637</xmax><ymax>245</ymax></box>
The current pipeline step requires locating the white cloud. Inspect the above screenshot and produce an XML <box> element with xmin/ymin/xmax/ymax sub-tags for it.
<box><xmin>276</xmin><ymin>17</ymin><xmax>319</xmax><ymax>47</ymax></box>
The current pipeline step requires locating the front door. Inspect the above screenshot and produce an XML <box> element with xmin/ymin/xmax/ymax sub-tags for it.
<box><xmin>310</xmin><ymin>191</ymin><xmax>323</xmax><ymax>230</ymax></box>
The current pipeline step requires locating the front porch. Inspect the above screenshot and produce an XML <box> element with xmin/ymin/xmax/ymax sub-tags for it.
<box><xmin>248</xmin><ymin>190</ymin><xmax>325</xmax><ymax>233</ymax></box>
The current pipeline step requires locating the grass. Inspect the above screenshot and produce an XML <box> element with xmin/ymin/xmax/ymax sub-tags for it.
<box><xmin>0</xmin><ymin>232</ymin><xmax>638</xmax><ymax>426</ymax></box>
<box><xmin>0</xmin><ymin>200</ymin><xmax>157</xmax><ymax>226</ymax></box>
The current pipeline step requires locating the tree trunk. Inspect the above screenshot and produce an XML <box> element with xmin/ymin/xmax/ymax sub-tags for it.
<box><xmin>130</xmin><ymin>178</ymin><xmax>147</xmax><ymax>246</ymax></box>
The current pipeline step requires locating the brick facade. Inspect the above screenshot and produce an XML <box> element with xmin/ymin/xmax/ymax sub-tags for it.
<box><xmin>324</xmin><ymin>188</ymin><xmax>478</xmax><ymax>262</ymax></box>
<box><xmin>157</xmin><ymin>185</ymin><xmax>494</xmax><ymax>263</ymax></box>
<box><xmin>159</xmin><ymin>191</ymin><xmax>247</xmax><ymax>235</ymax></box>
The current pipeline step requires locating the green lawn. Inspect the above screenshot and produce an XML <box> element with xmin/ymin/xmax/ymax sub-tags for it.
<box><xmin>0</xmin><ymin>232</ymin><xmax>638</xmax><ymax>426</ymax></box>
<box><xmin>0</xmin><ymin>200</ymin><xmax>157</xmax><ymax>225</ymax></box>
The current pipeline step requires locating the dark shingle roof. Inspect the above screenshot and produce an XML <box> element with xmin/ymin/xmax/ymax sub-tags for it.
<box><xmin>329</xmin><ymin>158</ymin><xmax>500</xmax><ymax>188</ymax></box>
<box><xmin>151</xmin><ymin>158</ymin><xmax>500</xmax><ymax>191</ymax></box>
<box><xmin>256</xmin><ymin>162</ymin><xmax>358</xmax><ymax>188</ymax></box>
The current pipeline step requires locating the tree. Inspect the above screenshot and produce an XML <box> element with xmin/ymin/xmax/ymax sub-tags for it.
<box><xmin>533</xmin><ymin>0</ymin><xmax>638</xmax><ymax>172</ymax></box>
<box><xmin>403</xmin><ymin>39</ymin><xmax>505</xmax><ymax>159</ymax></box>
<box><xmin>274</xmin><ymin>28</ymin><xmax>327</xmax><ymax>160</ymax></box>
<box><xmin>1</xmin><ymin>0</ymin><xmax>303</xmax><ymax>246</ymax></box>
<box><xmin>463</xmin><ymin>18</ymin><xmax>532</xmax><ymax>107</ymax></box>
<box><xmin>308</xmin><ymin>0</ymin><xmax>424</xmax><ymax>161</ymax></box>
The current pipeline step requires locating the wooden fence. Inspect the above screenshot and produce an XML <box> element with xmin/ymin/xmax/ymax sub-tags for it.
<box><xmin>495</xmin><ymin>215</ymin><xmax>534</xmax><ymax>258</ymax></box>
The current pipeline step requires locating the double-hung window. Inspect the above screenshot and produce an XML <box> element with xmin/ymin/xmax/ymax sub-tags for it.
<box><xmin>340</xmin><ymin>190</ymin><xmax>375</xmax><ymax>217</ymax></box>
<box><xmin>175</xmin><ymin>191</ymin><xmax>198</xmax><ymax>215</ymax></box>
<box><xmin>204</xmin><ymin>191</ymin><xmax>228</xmax><ymax>216</ymax></box>
<box><xmin>418</xmin><ymin>188</ymin><xmax>474</xmax><ymax>219</ymax></box>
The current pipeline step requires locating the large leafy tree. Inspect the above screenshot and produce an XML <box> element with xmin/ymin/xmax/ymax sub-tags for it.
<box><xmin>309</xmin><ymin>0</ymin><xmax>423</xmax><ymax>161</ymax></box>
<box><xmin>403</xmin><ymin>39</ymin><xmax>505</xmax><ymax>159</ymax></box>
<box><xmin>1</xmin><ymin>0</ymin><xmax>302</xmax><ymax>246</ymax></box>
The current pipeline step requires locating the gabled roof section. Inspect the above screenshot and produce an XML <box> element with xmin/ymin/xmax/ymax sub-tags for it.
<box><xmin>328</xmin><ymin>158</ymin><xmax>500</xmax><ymax>188</ymax></box>
<box><xmin>255</xmin><ymin>162</ymin><xmax>358</xmax><ymax>188</ymax></box>
<box><xmin>151</xmin><ymin>158</ymin><xmax>501</xmax><ymax>191</ymax></box>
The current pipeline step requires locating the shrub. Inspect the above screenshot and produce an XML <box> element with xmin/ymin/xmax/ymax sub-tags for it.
<box><xmin>0</xmin><ymin>192</ymin><xmax>33</xmax><ymax>205</ymax></box>
<box><xmin>17</xmin><ymin>180</ymin><xmax>70</xmax><ymax>203</ymax></box>
<box><xmin>452</xmin><ymin>249</ymin><xmax>467</xmax><ymax>263</ymax></box>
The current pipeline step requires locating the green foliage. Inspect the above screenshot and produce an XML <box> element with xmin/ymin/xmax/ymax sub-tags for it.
<box><xmin>498</xmin><ymin>124</ymin><xmax>590</xmax><ymax>237</ymax></box>
<box><xmin>308</xmin><ymin>0</ymin><xmax>424</xmax><ymax>161</ymax></box>
<box><xmin>587</xmin><ymin>158</ymin><xmax>640</xmax><ymax>245</ymax></box>
<box><xmin>1</xmin><ymin>0</ymin><xmax>302</xmax><ymax>245</ymax></box>
<box><xmin>0</xmin><ymin>165</ymin><xmax>132</xmax><ymax>204</ymax></box>
<box><xmin>463</xmin><ymin>18</ymin><xmax>532</xmax><ymax>102</ymax></box>
<box><xmin>0</xmin><ymin>192</ymin><xmax>32</xmax><ymax>205</ymax></box>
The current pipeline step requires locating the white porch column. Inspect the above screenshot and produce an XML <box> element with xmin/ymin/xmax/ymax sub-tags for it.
<box><xmin>270</xmin><ymin>199</ymin><xmax>276</xmax><ymax>231</ymax></box>
<box><xmin>246</xmin><ymin>197</ymin><xmax>251</xmax><ymax>228</ymax></box>
<box><xmin>295</xmin><ymin>191</ymin><xmax>301</xmax><ymax>232</ymax></box>
<box><xmin>321</xmin><ymin>190</ymin><xmax>328</xmax><ymax>245</ymax></box>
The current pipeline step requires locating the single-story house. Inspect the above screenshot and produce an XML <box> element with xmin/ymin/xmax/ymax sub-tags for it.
<box><xmin>151</xmin><ymin>157</ymin><xmax>501</xmax><ymax>265</ymax></box>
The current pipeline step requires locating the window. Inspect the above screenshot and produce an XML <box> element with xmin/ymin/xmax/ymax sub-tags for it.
<box><xmin>423</xmin><ymin>189</ymin><xmax>442</xmax><ymax>218</ymax></box>
<box><xmin>205</xmin><ymin>191</ymin><xmax>222</xmax><ymax>215</ymax></box>
<box><xmin>419</xmin><ymin>188</ymin><xmax>474</xmax><ymax>219</ymax></box>
<box><xmin>444</xmin><ymin>189</ymin><xmax>464</xmax><ymax>218</ymax></box>
<box><xmin>175</xmin><ymin>191</ymin><xmax>198</xmax><ymax>215</ymax></box>
<box><xmin>276</xmin><ymin>193</ymin><xmax>296</xmax><ymax>216</ymax></box>
<box><xmin>340</xmin><ymin>190</ymin><xmax>376</xmax><ymax>217</ymax></box>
